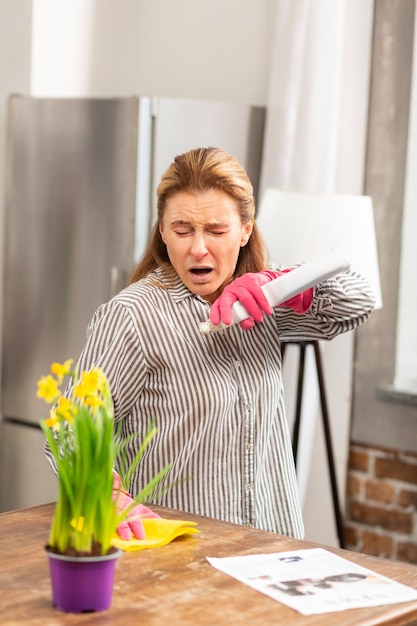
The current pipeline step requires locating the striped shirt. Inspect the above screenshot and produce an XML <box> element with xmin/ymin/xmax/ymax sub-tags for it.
<box><xmin>46</xmin><ymin>267</ymin><xmax>375</xmax><ymax>538</ymax></box>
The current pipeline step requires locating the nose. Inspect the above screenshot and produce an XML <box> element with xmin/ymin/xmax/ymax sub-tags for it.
<box><xmin>189</xmin><ymin>233</ymin><xmax>208</xmax><ymax>259</ymax></box>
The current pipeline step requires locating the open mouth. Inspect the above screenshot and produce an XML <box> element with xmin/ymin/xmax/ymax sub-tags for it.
<box><xmin>190</xmin><ymin>268</ymin><xmax>212</xmax><ymax>276</ymax></box>
<box><xmin>189</xmin><ymin>267</ymin><xmax>213</xmax><ymax>282</ymax></box>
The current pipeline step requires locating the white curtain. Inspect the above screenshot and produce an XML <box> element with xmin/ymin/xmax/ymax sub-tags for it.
<box><xmin>258</xmin><ymin>0</ymin><xmax>374</xmax><ymax>545</ymax></box>
<box><xmin>260</xmin><ymin>0</ymin><xmax>348</xmax><ymax>195</ymax></box>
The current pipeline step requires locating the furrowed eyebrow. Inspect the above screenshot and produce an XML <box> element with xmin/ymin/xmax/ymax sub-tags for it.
<box><xmin>171</xmin><ymin>220</ymin><xmax>190</xmax><ymax>226</ymax></box>
<box><xmin>170</xmin><ymin>220</ymin><xmax>228</xmax><ymax>228</ymax></box>
<box><xmin>205</xmin><ymin>220</ymin><xmax>229</xmax><ymax>228</ymax></box>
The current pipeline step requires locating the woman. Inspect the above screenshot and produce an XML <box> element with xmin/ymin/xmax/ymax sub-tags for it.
<box><xmin>47</xmin><ymin>147</ymin><xmax>375</xmax><ymax>540</ymax></box>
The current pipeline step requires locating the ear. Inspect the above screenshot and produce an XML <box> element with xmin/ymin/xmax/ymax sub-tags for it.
<box><xmin>240</xmin><ymin>218</ymin><xmax>254</xmax><ymax>247</ymax></box>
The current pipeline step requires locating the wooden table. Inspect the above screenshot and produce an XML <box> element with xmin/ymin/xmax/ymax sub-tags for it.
<box><xmin>1</xmin><ymin>503</ymin><xmax>417</xmax><ymax>625</ymax></box>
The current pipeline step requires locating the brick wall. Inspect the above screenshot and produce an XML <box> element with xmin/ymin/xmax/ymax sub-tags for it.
<box><xmin>345</xmin><ymin>443</ymin><xmax>417</xmax><ymax>564</ymax></box>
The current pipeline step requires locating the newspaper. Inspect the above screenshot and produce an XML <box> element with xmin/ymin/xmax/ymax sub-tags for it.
<box><xmin>207</xmin><ymin>548</ymin><xmax>417</xmax><ymax>615</ymax></box>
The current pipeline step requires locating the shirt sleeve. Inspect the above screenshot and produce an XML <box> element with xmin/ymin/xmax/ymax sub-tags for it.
<box><xmin>44</xmin><ymin>300</ymin><xmax>147</xmax><ymax>474</ymax></box>
<box><xmin>76</xmin><ymin>300</ymin><xmax>147</xmax><ymax>420</ymax></box>
<box><xmin>275</xmin><ymin>269</ymin><xmax>376</xmax><ymax>342</ymax></box>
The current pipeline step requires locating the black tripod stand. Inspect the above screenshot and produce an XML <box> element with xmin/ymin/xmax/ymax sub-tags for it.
<box><xmin>281</xmin><ymin>340</ymin><xmax>345</xmax><ymax>548</ymax></box>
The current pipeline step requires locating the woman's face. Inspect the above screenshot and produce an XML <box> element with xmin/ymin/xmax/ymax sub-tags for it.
<box><xmin>159</xmin><ymin>189</ymin><xmax>253</xmax><ymax>303</ymax></box>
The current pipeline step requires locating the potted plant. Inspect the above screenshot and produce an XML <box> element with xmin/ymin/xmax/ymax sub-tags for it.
<box><xmin>37</xmin><ymin>359</ymin><xmax>170</xmax><ymax>613</ymax></box>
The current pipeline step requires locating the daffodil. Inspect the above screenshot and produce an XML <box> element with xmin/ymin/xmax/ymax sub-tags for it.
<box><xmin>45</xmin><ymin>408</ymin><xmax>60</xmax><ymax>431</ymax></box>
<box><xmin>74</xmin><ymin>368</ymin><xmax>104</xmax><ymax>400</ymax></box>
<box><xmin>39</xmin><ymin>358</ymin><xmax>171</xmax><ymax>556</ymax></box>
<box><xmin>83</xmin><ymin>394</ymin><xmax>103</xmax><ymax>410</ymax></box>
<box><xmin>37</xmin><ymin>375</ymin><xmax>61</xmax><ymax>404</ymax></box>
<box><xmin>55</xmin><ymin>396</ymin><xmax>75</xmax><ymax>423</ymax></box>
<box><xmin>51</xmin><ymin>359</ymin><xmax>74</xmax><ymax>384</ymax></box>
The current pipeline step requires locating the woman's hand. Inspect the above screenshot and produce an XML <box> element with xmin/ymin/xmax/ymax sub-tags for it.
<box><xmin>210</xmin><ymin>271</ymin><xmax>277</xmax><ymax>330</ymax></box>
<box><xmin>210</xmin><ymin>270</ymin><xmax>313</xmax><ymax>330</ymax></box>
<box><xmin>112</xmin><ymin>473</ymin><xmax>160</xmax><ymax>540</ymax></box>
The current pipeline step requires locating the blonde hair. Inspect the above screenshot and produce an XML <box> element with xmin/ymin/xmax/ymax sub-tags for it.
<box><xmin>129</xmin><ymin>147</ymin><xmax>267</xmax><ymax>284</ymax></box>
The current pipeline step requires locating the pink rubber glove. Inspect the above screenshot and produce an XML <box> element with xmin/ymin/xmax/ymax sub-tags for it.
<box><xmin>278</xmin><ymin>268</ymin><xmax>314</xmax><ymax>314</ymax></box>
<box><xmin>112</xmin><ymin>473</ymin><xmax>160</xmax><ymax>541</ymax></box>
<box><xmin>210</xmin><ymin>271</ymin><xmax>277</xmax><ymax>331</ymax></box>
<box><xmin>210</xmin><ymin>270</ymin><xmax>313</xmax><ymax>331</ymax></box>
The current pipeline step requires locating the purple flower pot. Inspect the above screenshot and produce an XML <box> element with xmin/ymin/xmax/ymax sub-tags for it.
<box><xmin>46</xmin><ymin>548</ymin><xmax>122</xmax><ymax>613</ymax></box>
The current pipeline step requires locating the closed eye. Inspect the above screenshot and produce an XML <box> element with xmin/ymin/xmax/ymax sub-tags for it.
<box><xmin>174</xmin><ymin>228</ymin><xmax>193</xmax><ymax>236</ymax></box>
<box><xmin>207</xmin><ymin>226</ymin><xmax>229</xmax><ymax>235</ymax></box>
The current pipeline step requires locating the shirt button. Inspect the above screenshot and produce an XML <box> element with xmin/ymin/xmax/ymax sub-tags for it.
<box><xmin>246</xmin><ymin>483</ymin><xmax>253</xmax><ymax>491</ymax></box>
<box><xmin>246</xmin><ymin>443</ymin><xmax>253</xmax><ymax>451</ymax></box>
<box><xmin>235</xmin><ymin>360</ymin><xmax>241</xmax><ymax>367</ymax></box>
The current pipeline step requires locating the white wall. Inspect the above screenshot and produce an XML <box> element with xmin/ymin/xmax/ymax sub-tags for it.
<box><xmin>31</xmin><ymin>0</ymin><xmax>275</xmax><ymax>104</ymax></box>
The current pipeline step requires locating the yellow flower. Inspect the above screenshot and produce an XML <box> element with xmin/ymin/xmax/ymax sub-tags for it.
<box><xmin>45</xmin><ymin>408</ymin><xmax>60</xmax><ymax>432</ymax></box>
<box><xmin>51</xmin><ymin>359</ymin><xmax>74</xmax><ymax>384</ymax></box>
<box><xmin>74</xmin><ymin>368</ymin><xmax>106</xmax><ymax>409</ymax></box>
<box><xmin>36</xmin><ymin>375</ymin><xmax>61</xmax><ymax>404</ymax></box>
<box><xmin>84</xmin><ymin>394</ymin><xmax>103</xmax><ymax>410</ymax></box>
<box><xmin>55</xmin><ymin>396</ymin><xmax>75</xmax><ymax>423</ymax></box>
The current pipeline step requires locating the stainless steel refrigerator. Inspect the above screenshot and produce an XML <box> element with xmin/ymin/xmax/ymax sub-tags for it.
<box><xmin>0</xmin><ymin>94</ymin><xmax>265</xmax><ymax>511</ymax></box>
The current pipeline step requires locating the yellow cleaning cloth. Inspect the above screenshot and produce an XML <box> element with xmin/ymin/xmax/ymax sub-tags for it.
<box><xmin>111</xmin><ymin>518</ymin><xmax>199</xmax><ymax>551</ymax></box>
